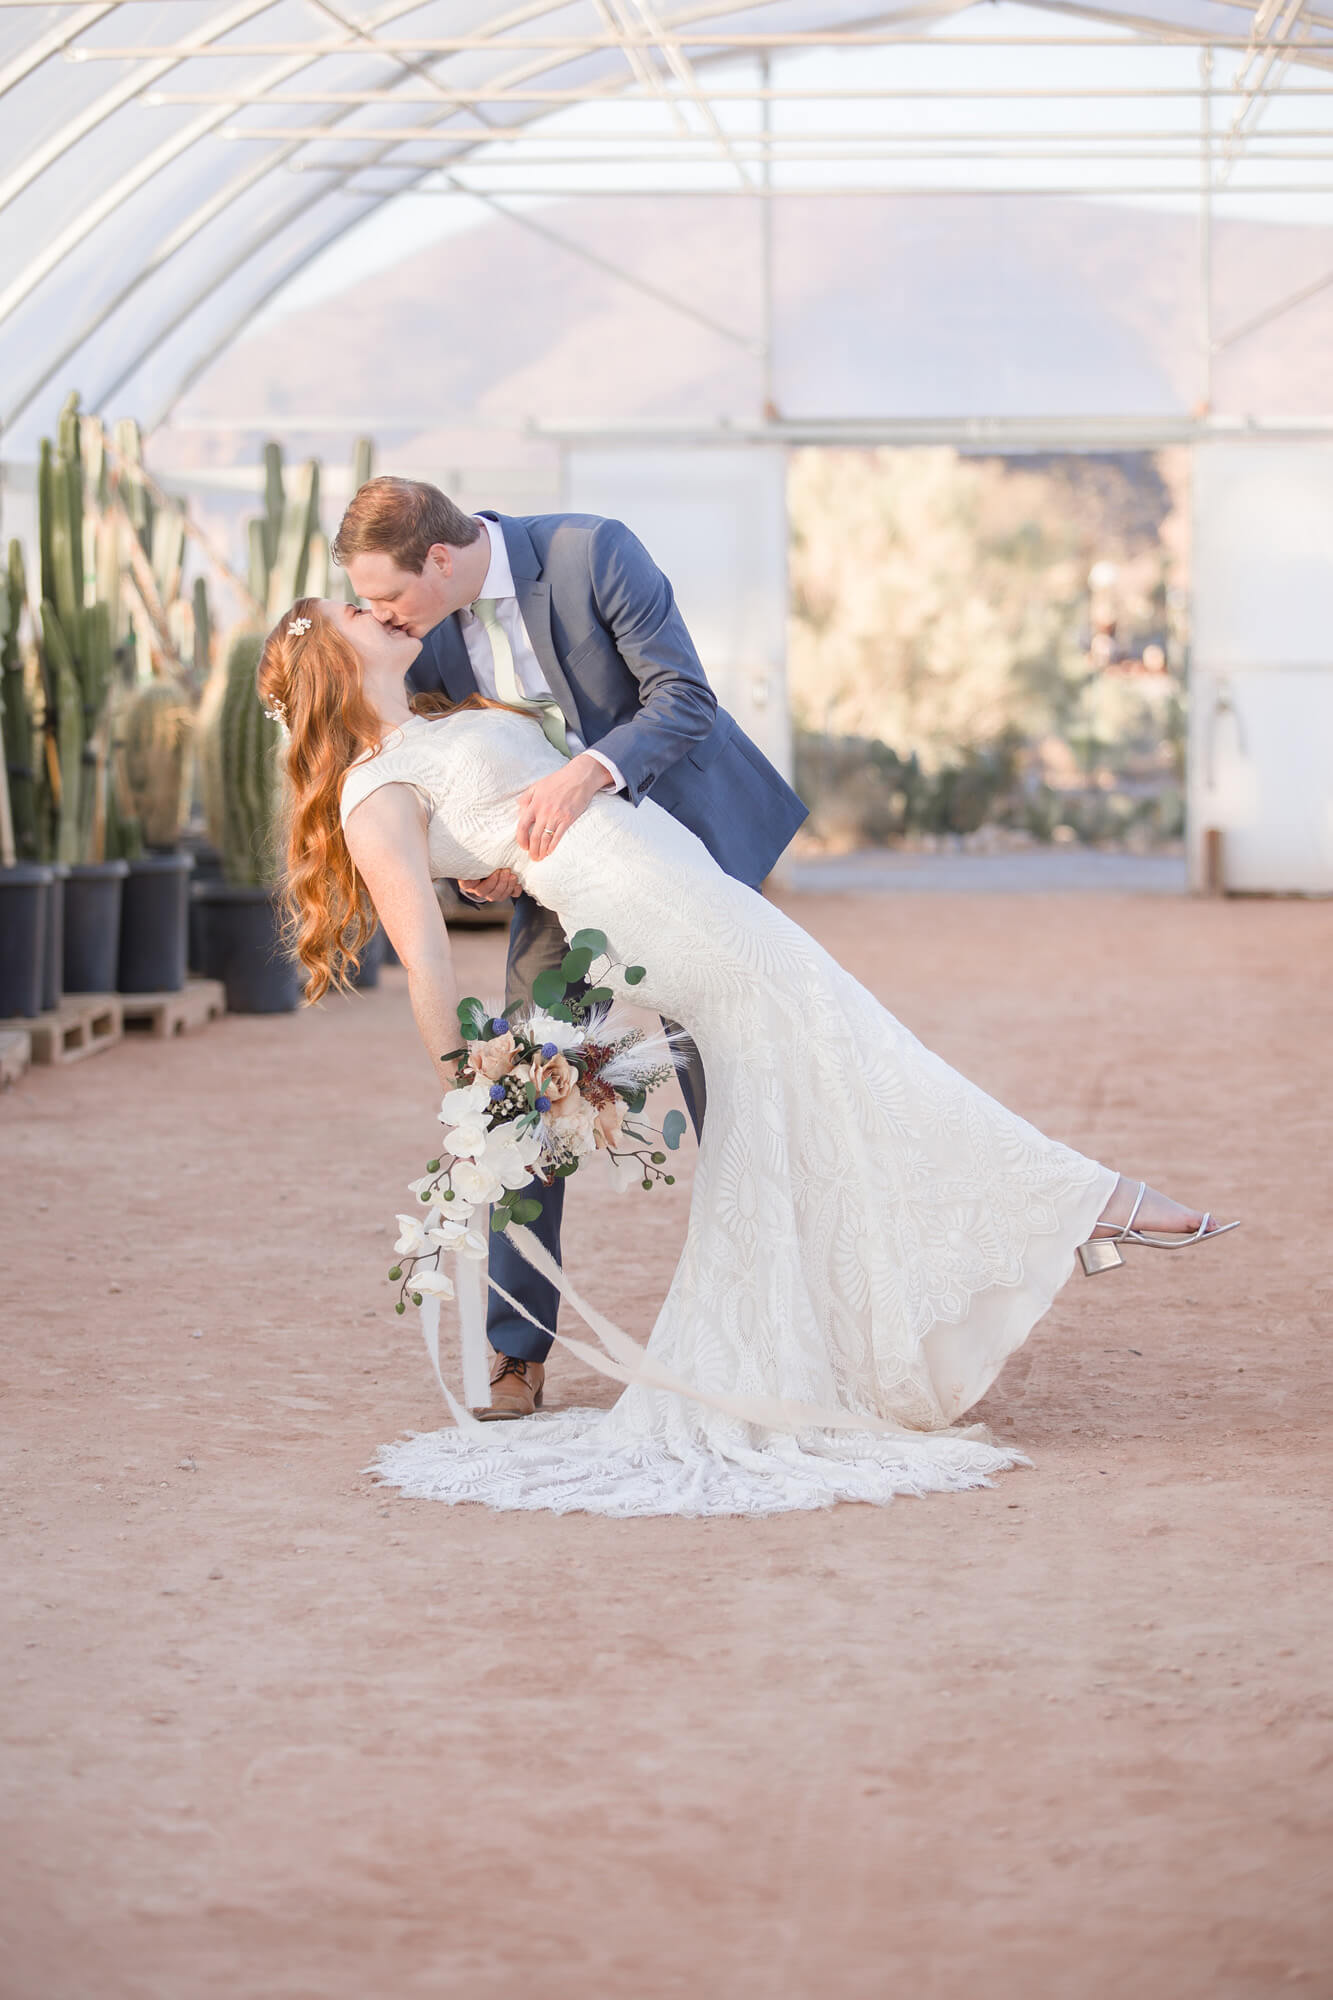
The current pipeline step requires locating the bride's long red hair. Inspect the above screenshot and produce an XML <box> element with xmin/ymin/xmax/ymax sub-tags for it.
<box><xmin>256</xmin><ymin>596</ymin><xmax>517</xmax><ymax>1003</ymax></box>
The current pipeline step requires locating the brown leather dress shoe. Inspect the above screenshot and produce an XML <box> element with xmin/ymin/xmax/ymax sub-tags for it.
<box><xmin>475</xmin><ymin>1350</ymin><xmax>545</xmax><ymax>1422</ymax></box>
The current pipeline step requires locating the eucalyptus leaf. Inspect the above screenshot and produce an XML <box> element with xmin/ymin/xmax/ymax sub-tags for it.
<box><xmin>584</xmin><ymin>985</ymin><xmax>614</xmax><ymax>1006</ymax></box>
<box><xmin>511</xmin><ymin>1197</ymin><xmax>543</xmax><ymax>1225</ymax></box>
<box><xmin>624</xmin><ymin>1087</ymin><xmax>647</xmax><ymax>1115</ymax></box>
<box><xmin>532</xmin><ymin>968</ymin><xmax>568</xmax><ymax>1009</ymax></box>
<box><xmin>570</xmin><ymin>928</ymin><xmax>607</xmax><ymax>957</ymax></box>
<box><xmin>490</xmin><ymin>1207</ymin><xmax>511</xmax><ymax>1233</ymax></box>
<box><xmin>624</xmin><ymin>965</ymin><xmax>646</xmax><ymax>986</ymax></box>
<box><xmin>560</xmin><ymin>946</ymin><xmax>593</xmax><ymax>982</ymax></box>
<box><xmin>663</xmin><ymin>1109</ymin><xmax>687</xmax><ymax>1151</ymax></box>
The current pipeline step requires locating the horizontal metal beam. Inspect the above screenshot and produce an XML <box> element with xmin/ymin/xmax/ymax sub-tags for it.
<box><xmin>189</xmin><ymin>86</ymin><xmax>1333</xmax><ymax>113</ymax></box>
<box><xmin>347</xmin><ymin>179</ymin><xmax>1333</xmax><ymax>196</ymax></box>
<box><xmin>261</xmin><ymin>126</ymin><xmax>1333</xmax><ymax>144</ymax></box>
<box><xmin>252</xmin><ymin>143</ymin><xmax>1333</xmax><ymax>160</ymax></box>
<box><xmin>531</xmin><ymin>412</ymin><xmax>1333</xmax><ymax>447</ymax></box>
<box><xmin>66</xmin><ymin>32</ymin><xmax>1333</xmax><ymax>57</ymax></box>
<box><xmin>255</xmin><ymin>119</ymin><xmax>1333</xmax><ymax>137</ymax></box>
<box><xmin>68</xmin><ymin>410</ymin><xmax>1333</xmax><ymax>448</ymax></box>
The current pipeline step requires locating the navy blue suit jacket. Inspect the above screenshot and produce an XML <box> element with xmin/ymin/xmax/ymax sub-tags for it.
<box><xmin>407</xmin><ymin>510</ymin><xmax>807</xmax><ymax>890</ymax></box>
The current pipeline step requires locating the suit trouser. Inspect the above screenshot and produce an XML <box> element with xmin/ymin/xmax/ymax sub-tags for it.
<box><xmin>486</xmin><ymin>893</ymin><xmax>707</xmax><ymax>1363</ymax></box>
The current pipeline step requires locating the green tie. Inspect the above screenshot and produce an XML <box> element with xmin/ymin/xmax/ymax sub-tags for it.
<box><xmin>471</xmin><ymin>597</ymin><xmax>571</xmax><ymax>758</ymax></box>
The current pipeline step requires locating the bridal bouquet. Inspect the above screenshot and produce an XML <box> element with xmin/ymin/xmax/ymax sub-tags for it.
<box><xmin>387</xmin><ymin>928</ymin><xmax>687</xmax><ymax>1319</ymax></box>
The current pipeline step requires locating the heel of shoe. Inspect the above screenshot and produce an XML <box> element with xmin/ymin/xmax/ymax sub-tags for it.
<box><xmin>1078</xmin><ymin>1238</ymin><xmax>1125</xmax><ymax>1276</ymax></box>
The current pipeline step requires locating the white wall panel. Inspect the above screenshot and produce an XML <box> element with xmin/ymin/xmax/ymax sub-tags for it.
<box><xmin>1190</xmin><ymin>442</ymin><xmax>1333</xmax><ymax>893</ymax></box>
<box><xmin>561</xmin><ymin>444</ymin><xmax>792</xmax><ymax>792</ymax></box>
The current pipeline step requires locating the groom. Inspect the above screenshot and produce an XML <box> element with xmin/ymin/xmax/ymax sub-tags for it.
<box><xmin>333</xmin><ymin>478</ymin><xmax>806</xmax><ymax>1416</ymax></box>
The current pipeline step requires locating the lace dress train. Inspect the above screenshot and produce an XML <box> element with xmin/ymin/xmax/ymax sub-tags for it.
<box><xmin>341</xmin><ymin>712</ymin><xmax>1118</xmax><ymax>1517</ymax></box>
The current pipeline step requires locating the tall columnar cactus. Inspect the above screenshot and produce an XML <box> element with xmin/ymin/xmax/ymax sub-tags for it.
<box><xmin>245</xmin><ymin>442</ymin><xmax>326</xmax><ymax>620</ymax></box>
<box><xmin>33</xmin><ymin>396</ymin><xmax>120</xmax><ymax>864</ymax></box>
<box><xmin>113</xmin><ymin>678</ymin><xmax>194</xmax><ymax>850</ymax></box>
<box><xmin>344</xmin><ymin>437</ymin><xmax>374</xmax><ymax>600</ymax></box>
<box><xmin>199</xmin><ymin>628</ymin><xmax>282</xmax><ymax>887</ymax></box>
<box><xmin>191</xmin><ymin>575</ymin><xmax>212</xmax><ymax>683</ymax></box>
<box><xmin>1</xmin><ymin>541</ymin><xmax>39</xmax><ymax>863</ymax></box>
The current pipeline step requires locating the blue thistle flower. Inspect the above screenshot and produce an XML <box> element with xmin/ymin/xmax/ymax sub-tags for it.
<box><xmin>535</xmin><ymin>1095</ymin><xmax>552</xmax><ymax>1113</ymax></box>
<box><xmin>540</xmin><ymin>1041</ymin><xmax>558</xmax><ymax>1060</ymax></box>
<box><xmin>489</xmin><ymin>1083</ymin><xmax>506</xmax><ymax>1102</ymax></box>
<box><xmin>491</xmin><ymin>1016</ymin><xmax>509</xmax><ymax>1034</ymax></box>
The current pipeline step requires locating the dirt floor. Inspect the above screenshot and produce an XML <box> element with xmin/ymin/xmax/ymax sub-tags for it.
<box><xmin>2</xmin><ymin>887</ymin><xmax>1330</xmax><ymax>2000</ymax></box>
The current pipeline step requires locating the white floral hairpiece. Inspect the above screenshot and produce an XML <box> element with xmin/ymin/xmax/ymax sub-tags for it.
<box><xmin>288</xmin><ymin>615</ymin><xmax>312</xmax><ymax>637</ymax></box>
<box><xmin>263</xmin><ymin>696</ymin><xmax>287</xmax><ymax>725</ymax></box>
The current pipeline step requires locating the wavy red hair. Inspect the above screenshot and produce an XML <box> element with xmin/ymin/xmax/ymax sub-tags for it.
<box><xmin>257</xmin><ymin>597</ymin><xmax>522</xmax><ymax>1003</ymax></box>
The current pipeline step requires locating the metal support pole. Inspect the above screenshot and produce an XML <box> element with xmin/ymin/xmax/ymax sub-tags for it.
<box><xmin>1200</xmin><ymin>46</ymin><xmax>1214</xmax><ymax>413</ymax></box>
<box><xmin>759</xmin><ymin>52</ymin><xmax>776</xmax><ymax>421</ymax></box>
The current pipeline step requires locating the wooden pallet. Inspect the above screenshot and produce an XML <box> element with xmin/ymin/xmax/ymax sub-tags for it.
<box><xmin>120</xmin><ymin>977</ymin><xmax>226</xmax><ymax>1039</ymax></box>
<box><xmin>0</xmin><ymin>1029</ymin><xmax>32</xmax><ymax>1087</ymax></box>
<box><xmin>2</xmin><ymin>993</ymin><xmax>124</xmax><ymax>1065</ymax></box>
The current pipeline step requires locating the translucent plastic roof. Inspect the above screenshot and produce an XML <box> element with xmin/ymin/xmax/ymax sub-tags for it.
<box><xmin>3</xmin><ymin>0</ymin><xmax>1333</xmax><ymax>454</ymax></box>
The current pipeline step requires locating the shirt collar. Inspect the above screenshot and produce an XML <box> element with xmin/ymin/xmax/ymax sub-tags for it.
<box><xmin>475</xmin><ymin>516</ymin><xmax>515</xmax><ymax>603</ymax></box>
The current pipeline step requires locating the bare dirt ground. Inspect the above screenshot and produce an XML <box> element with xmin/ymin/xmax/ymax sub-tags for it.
<box><xmin>2</xmin><ymin>889</ymin><xmax>1330</xmax><ymax>2000</ymax></box>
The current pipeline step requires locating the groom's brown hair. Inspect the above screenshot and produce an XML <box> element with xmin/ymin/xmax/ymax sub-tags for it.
<box><xmin>332</xmin><ymin>476</ymin><xmax>481</xmax><ymax>575</ymax></box>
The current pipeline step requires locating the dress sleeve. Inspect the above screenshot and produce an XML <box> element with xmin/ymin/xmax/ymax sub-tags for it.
<box><xmin>339</xmin><ymin>748</ymin><xmax>434</xmax><ymax>828</ymax></box>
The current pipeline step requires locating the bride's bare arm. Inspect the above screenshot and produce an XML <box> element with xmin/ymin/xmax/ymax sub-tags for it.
<box><xmin>343</xmin><ymin>784</ymin><xmax>459</xmax><ymax>1091</ymax></box>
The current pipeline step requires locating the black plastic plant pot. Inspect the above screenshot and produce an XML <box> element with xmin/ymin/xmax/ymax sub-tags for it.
<box><xmin>118</xmin><ymin>852</ymin><xmax>196</xmax><ymax>995</ymax></box>
<box><xmin>62</xmin><ymin>860</ymin><xmax>130</xmax><ymax>995</ymax></box>
<box><xmin>188</xmin><ymin>879</ymin><xmax>219</xmax><ymax>979</ymax></box>
<box><xmin>350</xmin><ymin>924</ymin><xmax>386</xmax><ymax>989</ymax></box>
<box><xmin>0</xmin><ymin>863</ymin><xmax>54</xmax><ymax>1018</ymax></box>
<box><xmin>40</xmin><ymin>862</ymin><xmax>69</xmax><ymax>1013</ymax></box>
<box><xmin>193</xmin><ymin>882</ymin><xmax>301</xmax><ymax>1014</ymax></box>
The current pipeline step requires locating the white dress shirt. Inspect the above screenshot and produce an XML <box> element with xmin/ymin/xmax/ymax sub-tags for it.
<box><xmin>458</xmin><ymin>519</ymin><xmax>624</xmax><ymax>793</ymax></box>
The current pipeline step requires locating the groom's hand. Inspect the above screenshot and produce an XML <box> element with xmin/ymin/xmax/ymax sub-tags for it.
<box><xmin>457</xmin><ymin>869</ymin><xmax>522</xmax><ymax>902</ymax></box>
<box><xmin>515</xmin><ymin>754</ymin><xmax>614</xmax><ymax>860</ymax></box>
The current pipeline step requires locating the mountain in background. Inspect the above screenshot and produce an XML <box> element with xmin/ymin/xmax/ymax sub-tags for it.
<box><xmin>160</xmin><ymin>190</ymin><xmax>1333</xmax><ymax>481</ymax></box>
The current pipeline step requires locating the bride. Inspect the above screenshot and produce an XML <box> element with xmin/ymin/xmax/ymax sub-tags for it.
<box><xmin>259</xmin><ymin>597</ymin><xmax>1236</xmax><ymax>1518</ymax></box>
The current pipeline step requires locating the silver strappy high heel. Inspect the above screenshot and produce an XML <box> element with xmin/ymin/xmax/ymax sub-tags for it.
<box><xmin>1077</xmin><ymin>1179</ymin><xmax>1241</xmax><ymax>1275</ymax></box>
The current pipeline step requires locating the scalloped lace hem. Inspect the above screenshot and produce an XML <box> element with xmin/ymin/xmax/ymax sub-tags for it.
<box><xmin>369</xmin><ymin>1415</ymin><xmax>1030</xmax><ymax>1518</ymax></box>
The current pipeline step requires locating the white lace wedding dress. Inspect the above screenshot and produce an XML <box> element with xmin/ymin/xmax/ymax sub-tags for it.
<box><xmin>342</xmin><ymin>710</ymin><xmax>1119</xmax><ymax>1517</ymax></box>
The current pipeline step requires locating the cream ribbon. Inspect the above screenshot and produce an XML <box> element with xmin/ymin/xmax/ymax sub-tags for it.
<box><xmin>424</xmin><ymin>1217</ymin><xmax>962</xmax><ymax>1445</ymax></box>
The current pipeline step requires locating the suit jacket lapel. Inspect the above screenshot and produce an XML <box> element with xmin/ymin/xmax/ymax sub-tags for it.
<box><xmin>410</xmin><ymin>613</ymin><xmax>474</xmax><ymax>703</ymax></box>
<box><xmin>488</xmin><ymin>513</ymin><xmax>582</xmax><ymax>737</ymax></box>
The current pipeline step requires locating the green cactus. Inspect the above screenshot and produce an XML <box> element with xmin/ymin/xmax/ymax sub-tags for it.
<box><xmin>269</xmin><ymin>460</ymin><xmax>320</xmax><ymax>616</ymax></box>
<box><xmin>343</xmin><ymin>437</ymin><xmax>374</xmax><ymax>600</ymax></box>
<box><xmin>113</xmin><ymin>416</ymin><xmax>153</xmax><ymax>557</ymax></box>
<box><xmin>39</xmin><ymin>601</ymin><xmax>85</xmax><ymax>864</ymax></box>
<box><xmin>192</xmin><ymin>575</ymin><xmax>212</xmax><ymax>682</ymax></box>
<box><xmin>1</xmin><ymin>542</ymin><xmax>39</xmax><ymax>863</ymax></box>
<box><xmin>103</xmin><ymin>770</ymin><xmax>143</xmax><ymax>863</ymax></box>
<box><xmin>32</xmin><ymin>398</ymin><xmax>120</xmax><ymax>865</ymax></box>
<box><xmin>150</xmin><ymin>500</ymin><xmax>186</xmax><ymax>609</ymax></box>
<box><xmin>244</xmin><ymin>442</ymin><xmax>323</xmax><ymax>619</ymax></box>
<box><xmin>113</xmin><ymin>678</ymin><xmax>194</xmax><ymax>850</ymax></box>
<box><xmin>199</xmin><ymin>628</ymin><xmax>282</xmax><ymax>886</ymax></box>
<box><xmin>247</xmin><ymin>442</ymin><xmax>286</xmax><ymax>608</ymax></box>
<box><xmin>262</xmin><ymin>441</ymin><xmax>284</xmax><ymax>570</ymax></box>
